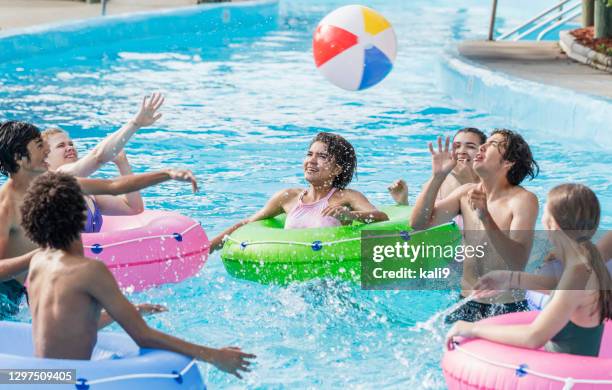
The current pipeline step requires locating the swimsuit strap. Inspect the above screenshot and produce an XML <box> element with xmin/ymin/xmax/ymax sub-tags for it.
<box><xmin>299</xmin><ymin>187</ymin><xmax>337</xmax><ymax>205</ymax></box>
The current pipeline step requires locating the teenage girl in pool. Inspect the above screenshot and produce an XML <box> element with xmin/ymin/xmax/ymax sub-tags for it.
<box><xmin>210</xmin><ymin>132</ymin><xmax>389</xmax><ymax>252</ymax></box>
<box><xmin>388</xmin><ymin>127</ymin><xmax>486</xmax><ymax>208</ymax></box>
<box><xmin>448</xmin><ymin>183</ymin><xmax>612</xmax><ymax>357</ymax></box>
<box><xmin>43</xmin><ymin>93</ymin><xmax>164</xmax><ymax>233</ymax></box>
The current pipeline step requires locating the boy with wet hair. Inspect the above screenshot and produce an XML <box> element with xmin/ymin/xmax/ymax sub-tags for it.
<box><xmin>411</xmin><ymin>128</ymin><xmax>539</xmax><ymax>323</ymax></box>
<box><xmin>21</xmin><ymin>172</ymin><xmax>255</xmax><ymax>377</ymax></box>
<box><xmin>0</xmin><ymin>120</ymin><xmax>197</xmax><ymax>318</ymax></box>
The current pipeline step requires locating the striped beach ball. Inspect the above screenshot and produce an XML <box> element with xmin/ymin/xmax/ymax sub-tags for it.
<box><xmin>313</xmin><ymin>5</ymin><xmax>397</xmax><ymax>91</ymax></box>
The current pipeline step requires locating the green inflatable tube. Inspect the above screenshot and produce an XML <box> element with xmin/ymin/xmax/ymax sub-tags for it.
<box><xmin>220</xmin><ymin>205</ymin><xmax>461</xmax><ymax>285</ymax></box>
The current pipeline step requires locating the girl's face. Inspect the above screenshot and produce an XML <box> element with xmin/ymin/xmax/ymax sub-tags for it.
<box><xmin>452</xmin><ymin>132</ymin><xmax>482</xmax><ymax>166</ymax></box>
<box><xmin>303</xmin><ymin>141</ymin><xmax>341</xmax><ymax>186</ymax></box>
<box><xmin>46</xmin><ymin>132</ymin><xmax>78</xmax><ymax>170</ymax></box>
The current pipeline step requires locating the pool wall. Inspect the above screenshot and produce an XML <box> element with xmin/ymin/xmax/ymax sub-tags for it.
<box><xmin>439</xmin><ymin>50</ymin><xmax>612</xmax><ymax>150</ymax></box>
<box><xmin>0</xmin><ymin>0</ymin><xmax>279</xmax><ymax>63</ymax></box>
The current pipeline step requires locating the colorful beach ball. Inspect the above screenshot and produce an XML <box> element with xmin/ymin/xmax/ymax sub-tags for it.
<box><xmin>313</xmin><ymin>5</ymin><xmax>397</xmax><ymax>91</ymax></box>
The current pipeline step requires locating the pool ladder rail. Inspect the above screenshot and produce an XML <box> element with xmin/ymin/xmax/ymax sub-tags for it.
<box><xmin>488</xmin><ymin>0</ymin><xmax>582</xmax><ymax>41</ymax></box>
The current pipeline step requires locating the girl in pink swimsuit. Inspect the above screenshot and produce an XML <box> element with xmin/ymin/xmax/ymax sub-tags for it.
<box><xmin>210</xmin><ymin>132</ymin><xmax>389</xmax><ymax>252</ymax></box>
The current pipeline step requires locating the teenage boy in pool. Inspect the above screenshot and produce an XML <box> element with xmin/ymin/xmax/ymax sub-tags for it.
<box><xmin>410</xmin><ymin>129</ymin><xmax>539</xmax><ymax>323</ymax></box>
<box><xmin>20</xmin><ymin>172</ymin><xmax>255</xmax><ymax>377</ymax></box>
<box><xmin>388</xmin><ymin>127</ymin><xmax>486</xmax><ymax>206</ymax></box>
<box><xmin>0</xmin><ymin>121</ymin><xmax>197</xmax><ymax>318</ymax></box>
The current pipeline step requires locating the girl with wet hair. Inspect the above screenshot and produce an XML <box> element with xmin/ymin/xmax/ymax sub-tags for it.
<box><xmin>210</xmin><ymin>132</ymin><xmax>388</xmax><ymax>252</ymax></box>
<box><xmin>448</xmin><ymin>183</ymin><xmax>612</xmax><ymax>357</ymax></box>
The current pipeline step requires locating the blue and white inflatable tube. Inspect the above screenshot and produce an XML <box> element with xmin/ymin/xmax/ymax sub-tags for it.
<box><xmin>0</xmin><ymin>321</ymin><xmax>205</xmax><ymax>389</ymax></box>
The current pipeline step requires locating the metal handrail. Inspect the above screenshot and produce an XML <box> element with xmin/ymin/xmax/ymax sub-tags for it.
<box><xmin>101</xmin><ymin>0</ymin><xmax>108</xmax><ymax>16</ymax></box>
<box><xmin>513</xmin><ymin>1</ymin><xmax>580</xmax><ymax>41</ymax></box>
<box><xmin>494</xmin><ymin>0</ymin><xmax>576</xmax><ymax>41</ymax></box>
<box><xmin>536</xmin><ymin>8</ymin><xmax>582</xmax><ymax>40</ymax></box>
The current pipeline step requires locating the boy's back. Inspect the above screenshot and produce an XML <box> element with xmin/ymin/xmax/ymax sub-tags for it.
<box><xmin>20</xmin><ymin>171</ymin><xmax>255</xmax><ymax>378</ymax></box>
<box><xmin>28</xmin><ymin>247</ymin><xmax>102</xmax><ymax>359</ymax></box>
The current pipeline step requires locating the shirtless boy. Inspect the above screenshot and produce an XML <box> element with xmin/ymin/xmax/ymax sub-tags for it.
<box><xmin>21</xmin><ymin>172</ymin><xmax>255</xmax><ymax>378</ymax></box>
<box><xmin>0</xmin><ymin>121</ymin><xmax>197</xmax><ymax>317</ymax></box>
<box><xmin>410</xmin><ymin>129</ymin><xmax>539</xmax><ymax>323</ymax></box>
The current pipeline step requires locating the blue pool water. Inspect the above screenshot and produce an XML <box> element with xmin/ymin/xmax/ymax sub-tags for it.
<box><xmin>1</xmin><ymin>0</ymin><xmax>611</xmax><ymax>388</ymax></box>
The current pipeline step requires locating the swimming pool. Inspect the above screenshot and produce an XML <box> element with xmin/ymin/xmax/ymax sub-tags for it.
<box><xmin>1</xmin><ymin>0</ymin><xmax>611</xmax><ymax>388</ymax></box>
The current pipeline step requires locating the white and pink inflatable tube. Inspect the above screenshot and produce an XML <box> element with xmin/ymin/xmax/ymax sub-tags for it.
<box><xmin>443</xmin><ymin>311</ymin><xmax>612</xmax><ymax>389</ymax></box>
<box><xmin>82</xmin><ymin>211</ymin><xmax>209</xmax><ymax>292</ymax></box>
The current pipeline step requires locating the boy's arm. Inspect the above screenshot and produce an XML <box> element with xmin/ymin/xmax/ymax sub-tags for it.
<box><xmin>0</xmin><ymin>207</ymin><xmax>36</xmax><ymax>281</ymax></box>
<box><xmin>97</xmin><ymin>304</ymin><xmax>167</xmax><ymax>330</ymax></box>
<box><xmin>410</xmin><ymin>136</ymin><xmax>462</xmax><ymax>230</ymax></box>
<box><xmin>77</xmin><ymin>169</ymin><xmax>197</xmax><ymax>196</ymax></box>
<box><xmin>59</xmin><ymin>94</ymin><xmax>164</xmax><ymax>178</ymax></box>
<box><xmin>87</xmin><ymin>261</ymin><xmax>255</xmax><ymax>377</ymax></box>
<box><xmin>479</xmin><ymin>191</ymin><xmax>538</xmax><ymax>271</ymax></box>
<box><xmin>209</xmin><ymin>189</ymin><xmax>288</xmax><ymax>253</ymax></box>
<box><xmin>411</xmin><ymin>181</ymin><xmax>464</xmax><ymax>230</ymax></box>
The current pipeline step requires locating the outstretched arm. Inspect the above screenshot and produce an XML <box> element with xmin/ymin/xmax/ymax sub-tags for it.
<box><xmin>447</xmin><ymin>269</ymin><xmax>588</xmax><ymax>350</ymax></box>
<box><xmin>77</xmin><ymin>169</ymin><xmax>197</xmax><ymax>197</ymax></box>
<box><xmin>87</xmin><ymin>262</ymin><xmax>255</xmax><ymax>378</ymax></box>
<box><xmin>94</xmin><ymin>152</ymin><xmax>145</xmax><ymax>216</ymax></box>
<box><xmin>97</xmin><ymin>304</ymin><xmax>167</xmax><ymax>330</ymax></box>
<box><xmin>209</xmin><ymin>189</ymin><xmax>289</xmax><ymax>253</ymax></box>
<box><xmin>59</xmin><ymin>93</ymin><xmax>164</xmax><ymax>177</ymax></box>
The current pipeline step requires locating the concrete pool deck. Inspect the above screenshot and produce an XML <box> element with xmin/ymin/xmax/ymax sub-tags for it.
<box><xmin>457</xmin><ymin>40</ymin><xmax>612</xmax><ymax>100</ymax></box>
<box><xmin>0</xmin><ymin>0</ymin><xmax>246</xmax><ymax>31</ymax></box>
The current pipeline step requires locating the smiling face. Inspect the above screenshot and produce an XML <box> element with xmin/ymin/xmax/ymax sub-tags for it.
<box><xmin>18</xmin><ymin>137</ymin><xmax>50</xmax><ymax>175</ymax></box>
<box><xmin>303</xmin><ymin>141</ymin><xmax>342</xmax><ymax>187</ymax></box>
<box><xmin>452</xmin><ymin>131</ymin><xmax>482</xmax><ymax>166</ymax></box>
<box><xmin>45</xmin><ymin>131</ymin><xmax>78</xmax><ymax>170</ymax></box>
<box><xmin>473</xmin><ymin>133</ymin><xmax>510</xmax><ymax>177</ymax></box>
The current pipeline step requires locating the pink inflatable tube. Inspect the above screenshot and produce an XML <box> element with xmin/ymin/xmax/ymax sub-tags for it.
<box><xmin>442</xmin><ymin>311</ymin><xmax>612</xmax><ymax>390</ymax></box>
<box><xmin>82</xmin><ymin>211</ymin><xmax>209</xmax><ymax>292</ymax></box>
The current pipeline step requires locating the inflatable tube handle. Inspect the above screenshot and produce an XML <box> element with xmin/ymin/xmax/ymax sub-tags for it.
<box><xmin>75</xmin><ymin>378</ymin><xmax>89</xmax><ymax>390</ymax></box>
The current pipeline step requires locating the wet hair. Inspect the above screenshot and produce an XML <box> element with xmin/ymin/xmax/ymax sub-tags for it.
<box><xmin>310</xmin><ymin>132</ymin><xmax>357</xmax><ymax>189</ymax></box>
<box><xmin>0</xmin><ymin>121</ymin><xmax>42</xmax><ymax>176</ymax></box>
<box><xmin>491</xmin><ymin>129</ymin><xmax>539</xmax><ymax>186</ymax></box>
<box><xmin>455</xmin><ymin>127</ymin><xmax>486</xmax><ymax>145</ymax></box>
<box><xmin>547</xmin><ymin>183</ymin><xmax>612</xmax><ymax>322</ymax></box>
<box><xmin>21</xmin><ymin>172</ymin><xmax>86</xmax><ymax>250</ymax></box>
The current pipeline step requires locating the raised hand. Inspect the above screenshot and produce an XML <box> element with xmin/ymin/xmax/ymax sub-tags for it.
<box><xmin>208</xmin><ymin>347</ymin><xmax>257</xmax><ymax>379</ymax></box>
<box><xmin>429</xmin><ymin>136</ymin><xmax>457</xmax><ymax>178</ymax></box>
<box><xmin>131</xmin><ymin>92</ymin><xmax>165</xmax><ymax>128</ymax></box>
<box><xmin>166</xmin><ymin>169</ymin><xmax>198</xmax><ymax>193</ymax></box>
<box><xmin>388</xmin><ymin>179</ymin><xmax>409</xmax><ymax>205</ymax></box>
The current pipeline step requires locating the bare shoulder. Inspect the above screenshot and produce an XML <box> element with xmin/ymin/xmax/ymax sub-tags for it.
<box><xmin>271</xmin><ymin>188</ymin><xmax>302</xmax><ymax>203</ymax></box>
<box><xmin>335</xmin><ymin>188</ymin><xmax>364</xmax><ymax>200</ymax></box>
<box><xmin>509</xmin><ymin>186</ymin><xmax>538</xmax><ymax>208</ymax></box>
<box><xmin>78</xmin><ymin>258</ymin><xmax>113</xmax><ymax>286</ymax></box>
